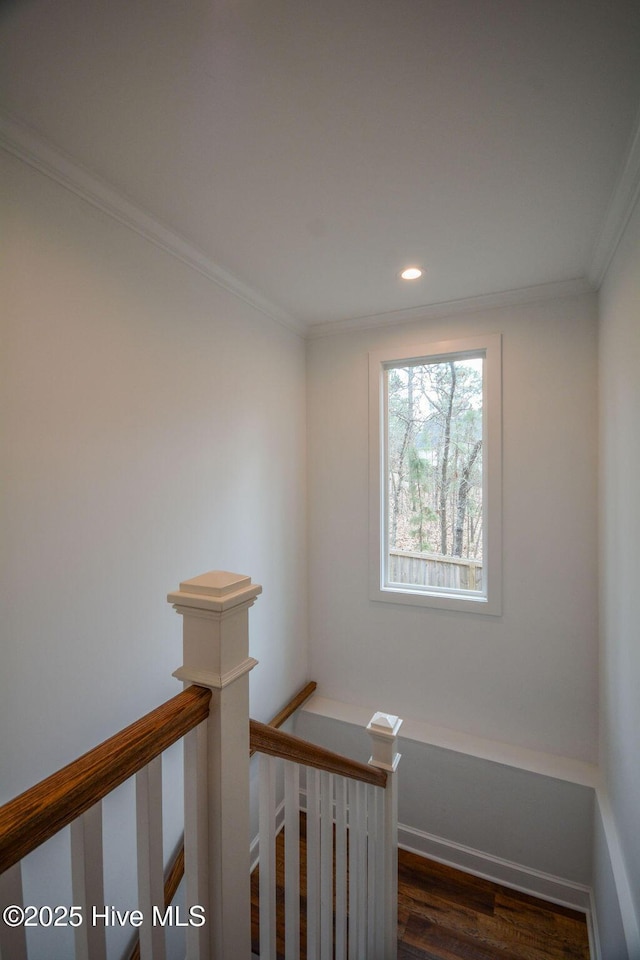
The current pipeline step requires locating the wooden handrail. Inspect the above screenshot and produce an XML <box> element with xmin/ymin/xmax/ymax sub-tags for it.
<box><xmin>0</xmin><ymin>685</ymin><xmax>212</xmax><ymax>873</ymax></box>
<box><xmin>249</xmin><ymin>680</ymin><xmax>317</xmax><ymax>756</ymax></box>
<box><xmin>259</xmin><ymin>680</ymin><xmax>317</xmax><ymax>737</ymax></box>
<box><xmin>250</xmin><ymin>720</ymin><xmax>388</xmax><ymax>789</ymax></box>
<box><xmin>1</xmin><ymin>672</ymin><xmax>379</xmax><ymax>960</ymax></box>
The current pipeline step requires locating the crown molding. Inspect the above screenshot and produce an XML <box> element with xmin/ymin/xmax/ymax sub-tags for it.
<box><xmin>1</xmin><ymin>111</ymin><xmax>609</xmax><ymax>340</ymax></box>
<box><xmin>0</xmin><ymin>113</ymin><xmax>307</xmax><ymax>338</ymax></box>
<box><xmin>306</xmin><ymin>277</ymin><xmax>594</xmax><ymax>339</ymax></box>
<box><xmin>588</xmin><ymin>108</ymin><xmax>640</xmax><ymax>288</ymax></box>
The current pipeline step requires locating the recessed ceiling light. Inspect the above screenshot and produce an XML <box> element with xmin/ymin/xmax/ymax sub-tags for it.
<box><xmin>400</xmin><ymin>267</ymin><xmax>423</xmax><ymax>280</ymax></box>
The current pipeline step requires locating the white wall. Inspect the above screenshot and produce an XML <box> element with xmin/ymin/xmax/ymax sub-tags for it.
<box><xmin>597</xmin><ymin>193</ymin><xmax>640</xmax><ymax>956</ymax></box>
<box><xmin>296</xmin><ymin>707</ymin><xmax>594</xmax><ymax>897</ymax></box>
<box><xmin>0</xmin><ymin>145</ymin><xmax>308</xmax><ymax>815</ymax></box>
<box><xmin>307</xmin><ymin>294</ymin><xmax>599</xmax><ymax>762</ymax></box>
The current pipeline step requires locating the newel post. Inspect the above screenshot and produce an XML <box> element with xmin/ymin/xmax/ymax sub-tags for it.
<box><xmin>367</xmin><ymin>711</ymin><xmax>402</xmax><ymax>960</ymax></box>
<box><xmin>168</xmin><ymin>571</ymin><xmax>262</xmax><ymax>960</ymax></box>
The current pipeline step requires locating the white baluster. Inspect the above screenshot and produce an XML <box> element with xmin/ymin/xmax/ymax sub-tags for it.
<box><xmin>355</xmin><ymin>781</ymin><xmax>367</xmax><ymax>955</ymax></box>
<box><xmin>319</xmin><ymin>771</ymin><xmax>333</xmax><ymax>960</ymax></box>
<box><xmin>373</xmin><ymin>785</ymin><xmax>386</xmax><ymax>957</ymax></box>
<box><xmin>183</xmin><ymin>721</ymin><xmax>208</xmax><ymax>960</ymax></box>
<box><xmin>334</xmin><ymin>777</ymin><xmax>347</xmax><ymax>960</ymax></box>
<box><xmin>70</xmin><ymin>802</ymin><xmax>106</xmax><ymax>960</ymax></box>
<box><xmin>284</xmin><ymin>761</ymin><xmax>300</xmax><ymax>960</ymax></box>
<box><xmin>0</xmin><ymin>863</ymin><xmax>27</xmax><ymax>960</ymax></box>
<box><xmin>136</xmin><ymin>755</ymin><xmax>166</xmax><ymax>960</ymax></box>
<box><xmin>367</xmin><ymin>712</ymin><xmax>402</xmax><ymax>960</ymax></box>
<box><xmin>347</xmin><ymin>777</ymin><xmax>363</xmax><ymax>960</ymax></box>
<box><xmin>366</xmin><ymin>784</ymin><xmax>377</xmax><ymax>957</ymax></box>
<box><xmin>259</xmin><ymin>753</ymin><xmax>277</xmax><ymax>960</ymax></box>
<box><xmin>306</xmin><ymin>767</ymin><xmax>321</xmax><ymax>960</ymax></box>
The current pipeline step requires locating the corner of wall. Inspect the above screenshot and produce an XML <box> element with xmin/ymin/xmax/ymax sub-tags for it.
<box><xmin>592</xmin><ymin>789</ymin><xmax>640</xmax><ymax>960</ymax></box>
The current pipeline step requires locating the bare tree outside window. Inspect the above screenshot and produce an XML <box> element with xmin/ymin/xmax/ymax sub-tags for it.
<box><xmin>386</xmin><ymin>355</ymin><xmax>483</xmax><ymax>593</ymax></box>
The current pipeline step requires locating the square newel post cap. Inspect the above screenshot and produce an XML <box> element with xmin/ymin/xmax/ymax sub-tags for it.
<box><xmin>367</xmin><ymin>712</ymin><xmax>403</xmax><ymax>772</ymax></box>
<box><xmin>168</xmin><ymin>571</ymin><xmax>262</xmax><ymax>689</ymax></box>
<box><xmin>167</xmin><ymin>570</ymin><xmax>262</xmax><ymax>613</ymax></box>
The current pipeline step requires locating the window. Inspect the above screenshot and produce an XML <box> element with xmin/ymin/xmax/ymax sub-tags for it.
<box><xmin>369</xmin><ymin>333</ymin><xmax>502</xmax><ymax>614</ymax></box>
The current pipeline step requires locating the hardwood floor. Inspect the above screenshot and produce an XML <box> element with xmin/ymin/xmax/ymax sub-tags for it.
<box><xmin>397</xmin><ymin>848</ymin><xmax>590</xmax><ymax>960</ymax></box>
<box><xmin>251</xmin><ymin>819</ymin><xmax>591</xmax><ymax>959</ymax></box>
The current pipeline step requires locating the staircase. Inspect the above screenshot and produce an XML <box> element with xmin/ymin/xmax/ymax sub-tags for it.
<box><xmin>0</xmin><ymin>570</ymin><xmax>400</xmax><ymax>960</ymax></box>
<box><xmin>252</xmin><ymin>826</ymin><xmax>591</xmax><ymax>960</ymax></box>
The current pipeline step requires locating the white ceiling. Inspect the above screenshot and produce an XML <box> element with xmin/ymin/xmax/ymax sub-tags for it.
<box><xmin>2</xmin><ymin>0</ymin><xmax>639</xmax><ymax>333</ymax></box>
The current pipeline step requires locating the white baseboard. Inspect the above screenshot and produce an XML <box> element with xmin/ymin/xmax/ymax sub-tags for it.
<box><xmin>400</xmin><ymin>824</ymin><xmax>602</xmax><ymax>957</ymax></box>
<box><xmin>398</xmin><ymin>822</ymin><xmax>592</xmax><ymax>913</ymax></box>
<box><xmin>252</xmin><ymin>802</ymin><xmax>593</xmax><ymax>912</ymax></box>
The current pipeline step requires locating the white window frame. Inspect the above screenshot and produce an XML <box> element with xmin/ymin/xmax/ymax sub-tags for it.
<box><xmin>369</xmin><ymin>333</ymin><xmax>502</xmax><ymax>615</ymax></box>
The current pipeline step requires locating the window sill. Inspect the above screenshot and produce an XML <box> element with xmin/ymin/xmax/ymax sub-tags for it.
<box><xmin>370</xmin><ymin>583</ymin><xmax>502</xmax><ymax>616</ymax></box>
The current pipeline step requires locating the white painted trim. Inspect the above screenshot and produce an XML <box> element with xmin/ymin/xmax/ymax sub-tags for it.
<box><xmin>588</xmin><ymin>888</ymin><xmax>603</xmax><ymax>960</ymax></box>
<box><xmin>172</xmin><ymin>658</ymin><xmax>258</xmax><ymax>689</ymax></box>
<box><xmin>596</xmin><ymin>788</ymin><xmax>640</xmax><ymax>958</ymax></box>
<box><xmin>307</xmin><ymin>278</ymin><xmax>593</xmax><ymax>339</ymax></box>
<box><xmin>589</xmin><ymin>108</ymin><xmax>640</xmax><ymax>288</ymax></box>
<box><xmin>300</xmin><ymin>695</ymin><xmax>600</xmax><ymax>787</ymax></box>
<box><xmin>0</xmin><ymin>112</ymin><xmax>306</xmax><ymax>338</ymax></box>
<box><xmin>1</xmin><ymin>111</ymin><xmax>601</xmax><ymax>342</ymax></box>
<box><xmin>397</xmin><ymin>823</ymin><xmax>592</xmax><ymax>913</ymax></box>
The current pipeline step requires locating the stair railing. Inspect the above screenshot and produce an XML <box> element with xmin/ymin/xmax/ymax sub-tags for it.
<box><xmin>0</xmin><ymin>673</ymin><xmax>316</xmax><ymax>960</ymax></box>
<box><xmin>0</xmin><ymin>685</ymin><xmax>212</xmax><ymax>960</ymax></box>
<box><xmin>127</xmin><ymin>681</ymin><xmax>317</xmax><ymax>960</ymax></box>
<box><xmin>250</xmin><ymin>712</ymin><xmax>402</xmax><ymax>960</ymax></box>
<box><xmin>1</xmin><ymin>569</ymin><xmax>401</xmax><ymax>960</ymax></box>
<box><xmin>1</xmin><ymin>568</ymin><xmax>263</xmax><ymax>960</ymax></box>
